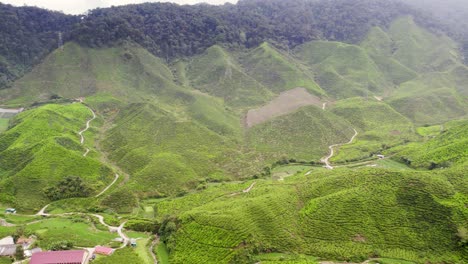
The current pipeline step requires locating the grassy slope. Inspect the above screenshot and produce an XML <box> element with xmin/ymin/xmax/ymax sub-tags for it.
<box><xmin>360</xmin><ymin>26</ymin><xmax>418</xmax><ymax>86</ymax></box>
<box><xmin>155</xmin><ymin>167</ymin><xmax>467</xmax><ymax>264</ymax></box>
<box><xmin>0</xmin><ymin>118</ymin><xmax>8</xmax><ymax>133</ymax></box>
<box><xmin>329</xmin><ymin>97</ymin><xmax>417</xmax><ymax>162</ymax></box>
<box><xmin>388</xmin><ymin>71</ymin><xmax>467</xmax><ymax>125</ymax></box>
<box><xmin>0</xmin><ymin>42</ymin><xmax>181</xmax><ymax>106</ymax></box>
<box><xmin>380</xmin><ymin>17</ymin><xmax>467</xmax><ymax>125</ymax></box>
<box><xmin>247</xmin><ymin>105</ymin><xmax>354</xmax><ymax>162</ymax></box>
<box><xmin>186</xmin><ymin>45</ymin><xmax>273</xmax><ymax>109</ymax></box>
<box><xmin>0</xmin><ymin>103</ymin><xmax>113</xmax><ymax>211</ymax></box>
<box><xmin>389</xmin><ymin>17</ymin><xmax>459</xmax><ymax>73</ymax></box>
<box><xmin>392</xmin><ymin>119</ymin><xmax>468</xmax><ymax>169</ymax></box>
<box><xmin>241</xmin><ymin>43</ymin><xmax>324</xmax><ymax>96</ymax></box>
<box><xmin>101</xmin><ymin>101</ymin><xmax>261</xmax><ymax>197</ymax></box>
<box><xmin>294</xmin><ymin>41</ymin><xmax>390</xmax><ymax>99</ymax></box>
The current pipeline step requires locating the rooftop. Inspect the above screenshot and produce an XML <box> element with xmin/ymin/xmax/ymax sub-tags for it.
<box><xmin>30</xmin><ymin>250</ymin><xmax>87</xmax><ymax>264</ymax></box>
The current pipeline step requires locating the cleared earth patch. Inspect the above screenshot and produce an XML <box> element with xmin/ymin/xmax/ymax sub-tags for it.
<box><xmin>244</xmin><ymin>87</ymin><xmax>322</xmax><ymax>128</ymax></box>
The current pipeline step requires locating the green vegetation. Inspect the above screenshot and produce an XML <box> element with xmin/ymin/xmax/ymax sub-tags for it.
<box><xmin>393</xmin><ymin>119</ymin><xmax>468</xmax><ymax>169</ymax></box>
<box><xmin>0</xmin><ymin>103</ymin><xmax>113</xmax><ymax>211</ymax></box>
<box><xmin>156</xmin><ymin>242</ymin><xmax>170</xmax><ymax>264</ymax></box>
<box><xmin>254</xmin><ymin>253</ymin><xmax>318</xmax><ymax>264</ymax></box>
<box><xmin>135</xmin><ymin>238</ymin><xmax>153</xmax><ymax>264</ymax></box>
<box><xmin>153</xmin><ymin>167</ymin><xmax>467</xmax><ymax>263</ymax></box>
<box><xmin>25</xmin><ymin>216</ymin><xmax>115</xmax><ymax>248</ymax></box>
<box><xmin>241</xmin><ymin>43</ymin><xmax>324</xmax><ymax>96</ymax></box>
<box><xmin>186</xmin><ymin>45</ymin><xmax>272</xmax><ymax>108</ymax></box>
<box><xmin>0</xmin><ymin>6</ymin><xmax>467</xmax><ymax>264</ymax></box>
<box><xmin>330</xmin><ymin>97</ymin><xmax>417</xmax><ymax>163</ymax></box>
<box><xmin>0</xmin><ymin>118</ymin><xmax>8</xmax><ymax>133</ymax></box>
<box><xmin>247</xmin><ymin>106</ymin><xmax>354</xmax><ymax>162</ymax></box>
<box><xmin>93</xmin><ymin>248</ymin><xmax>145</xmax><ymax>264</ymax></box>
<box><xmin>0</xmin><ymin>258</ymin><xmax>12</xmax><ymax>264</ymax></box>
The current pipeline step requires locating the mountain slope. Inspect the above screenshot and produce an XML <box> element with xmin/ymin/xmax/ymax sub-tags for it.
<box><xmin>247</xmin><ymin>105</ymin><xmax>355</xmax><ymax>162</ymax></box>
<box><xmin>240</xmin><ymin>43</ymin><xmax>324</xmax><ymax>96</ymax></box>
<box><xmin>294</xmin><ymin>41</ymin><xmax>391</xmax><ymax>98</ymax></box>
<box><xmin>0</xmin><ymin>103</ymin><xmax>113</xmax><ymax>211</ymax></box>
<box><xmin>1</xmin><ymin>42</ymin><xmax>180</xmax><ymax>105</ymax></box>
<box><xmin>154</xmin><ymin>168</ymin><xmax>467</xmax><ymax>263</ymax></box>
<box><xmin>186</xmin><ymin>45</ymin><xmax>273</xmax><ymax>108</ymax></box>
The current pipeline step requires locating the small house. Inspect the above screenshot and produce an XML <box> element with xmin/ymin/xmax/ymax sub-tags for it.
<box><xmin>30</xmin><ymin>250</ymin><xmax>89</xmax><ymax>264</ymax></box>
<box><xmin>4</xmin><ymin>208</ymin><xmax>16</xmax><ymax>214</ymax></box>
<box><xmin>0</xmin><ymin>236</ymin><xmax>14</xmax><ymax>246</ymax></box>
<box><xmin>94</xmin><ymin>246</ymin><xmax>114</xmax><ymax>256</ymax></box>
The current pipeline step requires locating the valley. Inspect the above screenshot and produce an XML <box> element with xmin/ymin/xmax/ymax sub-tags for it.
<box><xmin>0</xmin><ymin>0</ymin><xmax>466</xmax><ymax>263</ymax></box>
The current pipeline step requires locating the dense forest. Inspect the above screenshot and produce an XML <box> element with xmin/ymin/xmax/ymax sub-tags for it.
<box><xmin>0</xmin><ymin>3</ymin><xmax>78</xmax><ymax>87</ymax></box>
<box><xmin>0</xmin><ymin>0</ymin><xmax>465</xmax><ymax>89</ymax></box>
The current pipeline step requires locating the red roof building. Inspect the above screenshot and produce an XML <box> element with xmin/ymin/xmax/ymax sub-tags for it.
<box><xmin>30</xmin><ymin>250</ymin><xmax>88</xmax><ymax>264</ymax></box>
<box><xmin>94</xmin><ymin>246</ymin><xmax>114</xmax><ymax>256</ymax></box>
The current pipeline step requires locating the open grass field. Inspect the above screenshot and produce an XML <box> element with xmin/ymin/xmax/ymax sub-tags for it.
<box><xmin>25</xmin><ymin>216</ymin><xmax>116</xmax><ymax>248</ymax></box>
<box><xmin>156</xmin><ymin>242</ymin><xmax>170</xmax><ymax>264</ymax></box>
<box><xmin>93</xmin><ymin>248</ymin><xmax>145</xmax><ymax>264</ymax></box>
<box><xmin>0</xmin><ymin>258</ymin><xmax>12</xmax><ymax>264</ymax></box>
<box><xmin>135</xmin><ymin>238</ymin><xmax>153</xmax><ymax>264</ymax></box>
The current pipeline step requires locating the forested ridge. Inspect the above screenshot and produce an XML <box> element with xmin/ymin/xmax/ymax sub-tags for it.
<box><xmin>0</xmin><ymin>0</ymin><xmax>463</xmax><ymax>89</ymax></box>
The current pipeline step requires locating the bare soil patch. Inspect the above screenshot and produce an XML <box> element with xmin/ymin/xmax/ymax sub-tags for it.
<box><xmin>244</xmin><ymin>87</ymin><xmax>322</xmax><ymax>128</ymax></box>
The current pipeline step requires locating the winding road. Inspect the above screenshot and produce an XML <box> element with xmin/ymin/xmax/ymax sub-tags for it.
<box><xmin>79</xmin><ymin>106</ymin><xmax>96</xmax><ymax>156</ymax></box>
<box><xmin>320</xmin><ymin>129</ymin><xmax>358</xmax><ymax>170</ymax></box>
<box><xmin>95</xmin><ymin>174</ymin><xmax>120</xmax><ymax>197</ymax></box>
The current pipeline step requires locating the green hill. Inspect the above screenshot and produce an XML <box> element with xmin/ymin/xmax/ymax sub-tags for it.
<box><xmin>388</xmin><ymin>17</ymin><xmax>459</xmax><ymax>73</ymax></box>
<box><xmin>329</xmin><ymin>98</ymin><xmax>417</xmax><ymax>163</ymax></box>
<box><xmin>294</xmin><ymin>41</ymin><xmax>391</xmax><ymax>99</ymax></box>
<box><xmin>246</xmin><ymin>105</ymin><xmax>354</xmax><ymax>162</ymax></box>
<box><xmin>0</xmin><ymin>42</ymin><xmax>181</xmax><ymax>106</ymax></box>
<box><xmin>388</xmin><ymin>71</ymin><xmax>467</xmax><ymax>125</ymax></box>
<box><xmin>186</xmin><ymin>45</ymin><xmax>273</xmax><ymax>109</ymax></box>
<box><xmin>101</xmin><ymin>102</ymin><xmax>247</xmax><ymax>197</ymax></box>
<box><xmin>241</xmin><ymin>43</ymin><xmax>324</xmax><ymax>96</ymax></box>
<box><xmin>393</xmin><ymin>119</ymin><xmax>468</xmax><ymax>169</ymax></box>
<box><xmin>154</xmin><ymin>167</ymin><xmax>467</xmax><ymax>263</ymax></box>
<box><xmin>0</xmin><ymin>103</ymin><xmax>113</xmax><ymax>211</ymax></box>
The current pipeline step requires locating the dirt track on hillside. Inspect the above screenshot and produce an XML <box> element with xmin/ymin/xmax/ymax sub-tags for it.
<box><xmin>244</xmin><ymin>87</ymin><xmax>322</xmax><ymax>128</ymax></box>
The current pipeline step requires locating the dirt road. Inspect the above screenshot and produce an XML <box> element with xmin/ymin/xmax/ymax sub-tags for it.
<box><xmin>321</xmin><ymin>129</ymin><xmax>358</xmax><ymax>170</ymax></box>
<box><xmin>95</xmin><ymin>174</ymin><xmax>119</xmax><ymax>197</ymax></box>
<box><xmin>79</xmin><ymin>106</ymin><xmax>96</xmax><ymax>157</ymax></box>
